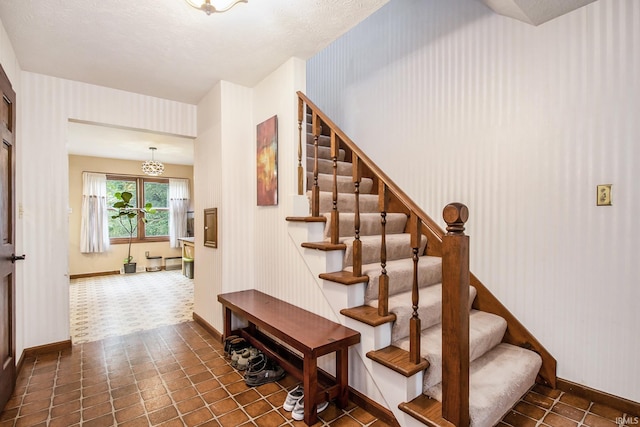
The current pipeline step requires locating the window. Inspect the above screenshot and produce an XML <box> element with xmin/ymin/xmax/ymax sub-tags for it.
<box><xmin>106</xmin><ymin>175</ymin><xmax>169</xmax><ymax>243</ymax></box>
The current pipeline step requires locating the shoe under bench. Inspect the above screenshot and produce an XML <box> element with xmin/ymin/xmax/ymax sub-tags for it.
<box><xmin>217</xmin><ymin>289</ymin><xmax>361</xmax><ymax>425</ymax></box>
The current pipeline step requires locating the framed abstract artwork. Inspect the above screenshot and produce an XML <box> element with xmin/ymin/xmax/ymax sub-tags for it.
<box><xmin>256</xmin><ymin>115</ymin><xmax>278</xmax><ymax>206</ymax></box>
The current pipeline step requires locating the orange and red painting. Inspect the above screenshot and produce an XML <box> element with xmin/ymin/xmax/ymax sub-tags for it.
<box><xmin>256</xmin><ymin>115</ymin><xmax>278</xmax><ymax>206</ymax></box>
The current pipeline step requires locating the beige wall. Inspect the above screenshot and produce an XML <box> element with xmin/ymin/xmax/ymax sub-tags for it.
<box><xmin>69</xmin><ymin>155</ymin><xmax>194</xmax><ymax>276</ymax></box>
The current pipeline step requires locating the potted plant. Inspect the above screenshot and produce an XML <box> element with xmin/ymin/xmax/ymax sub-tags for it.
<box><xmin>111</xmin><ymin>191</ymin><xmax>155</xmax><ymax>273</ymax></box>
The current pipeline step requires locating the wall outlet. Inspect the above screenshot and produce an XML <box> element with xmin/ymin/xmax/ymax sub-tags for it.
<box><xmin>145</xmin><ymin>251</ymin><xmax>150</xmax><ymax>257</ymax></box>
<box><xmin>597</xmin><ymin>184</ymin><xmax>612</xmax><ymax>206</ymax></box>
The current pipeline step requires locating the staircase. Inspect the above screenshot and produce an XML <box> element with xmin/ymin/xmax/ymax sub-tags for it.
<box><xmin>287</xmin><ymin>92</ymin><xmax>556</xmax><ymax>427</ymax></box>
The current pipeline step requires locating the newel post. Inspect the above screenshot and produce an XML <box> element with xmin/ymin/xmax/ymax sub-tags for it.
<box><xmin>441</xmin><ymin>203</ymin><xmax>470</xmax><ymax>427</ymax></box>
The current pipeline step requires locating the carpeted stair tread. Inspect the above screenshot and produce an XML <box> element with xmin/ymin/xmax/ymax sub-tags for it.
<box><xmin>393</xmin><ymin>310</ymin><xmax>507</xmax><ymax>389</ymax></box>
<box><xmin>424</xmin><ymin>343</ymin><xmax>542</xmax><ymax>427</ymax></box>
<box><xmin>369</xmin><ymin>284</ymin><xmax>478</xmax><ymax>342</ymax></box>
<box><xmin>347</xmin><ymin>256</ymin><xmax>442</xmax><ymax>302</ymax></box>
<box><xmin>322</xmin><ymin>212</ymin><xmax>408</xmax><ymax>239</ymax></box>
<box><xmin>307</xmin><ymin>157</ymin><xmax>353</xmax><ymax>176</ymax></box>
<box><xmin>316</xmin><ymin>191</ymin><xmax>379</xmax><ymax>214</ymax></box>
<box><xmin>306</xmin><ymin>132</ymin><xmax>332</xmax><ymax>147</ymax></box>
<box><xmin>306</xmin><ymin>144</ymin><xmax>345</xmax><ymax>161</ymax></box>
<box><xmin>341</xmin><ymin>233</ymin><xmax>427</xmax><ymax>267</ymax></box>
<box><xmin>308</xmin><ymin>172</ymin><xmax>374</xmax><ymax>194</ymax></box>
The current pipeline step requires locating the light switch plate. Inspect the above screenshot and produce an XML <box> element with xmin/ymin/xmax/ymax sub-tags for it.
<box><xmin>597</xmin><ymin>184</ymin><xmax>612</xmax><ymax>206</ymax></box>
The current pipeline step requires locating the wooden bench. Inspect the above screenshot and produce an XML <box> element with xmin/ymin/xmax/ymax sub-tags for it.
<box><xmin>217</xmin><ymin>290</ymin><xmax>361</xmax><ymax>425</ymax></box>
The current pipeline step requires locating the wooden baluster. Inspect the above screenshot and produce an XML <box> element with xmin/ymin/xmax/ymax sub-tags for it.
<box><xmin>311</xmin><ymin>112</ymin><xmax>321</xmax><ymax>217</ymax></box>
<box><xmin>352</xmin><ymin>156</ymin><xmax>362</xmax><ymax>277</ymax></box>
<box><xmin>330</xmin><ymin>131</ymin><xmax>340</xmax><ymax>244</ymax></box>
<box><xmin>441</xmin><ymin>203</ymin><xmax>470</xmax><ymax>427</ymax></box>
<box><xmin>409</xmin><ymin>212</ymin><xmax>422</xmax><ymax>364</ymax></box>
<box><xmin>297</xmin><ymin>97</ymin><xmax>304</xmax><ymax>196</ymax></box>
<box><xmin>378</xmin><ymin>182</ymin><xmax>389</xmax><ymax>317</ymax></box>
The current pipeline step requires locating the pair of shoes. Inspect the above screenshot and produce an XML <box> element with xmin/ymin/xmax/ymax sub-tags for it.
<box><xmin>232</xmin><ymin>347</ymin><xmax>260</xmax><ymax>370</ymax></box>
<box><xmin>225</xmin><ymin>337</ymin><xmax>249</xmax><ymax>359</ymax></box>
<box><xmin>244</xmin><ymin>358</ymin><xmax>285</xmax><ymax>387</ymax></box>
<box><xmin>223</xmin><ymin>335</ymin><xmax>239</xmax><ymax>357</ymax></box>
<box><xmin>283</xmin><ymin>385</ymin><xmax>304</xmax><ymax>411</ymax></box>
<box><xmin>291</xmin><ymin>396</ymin><xmax>329</xmax><ymax>421</ymax></box>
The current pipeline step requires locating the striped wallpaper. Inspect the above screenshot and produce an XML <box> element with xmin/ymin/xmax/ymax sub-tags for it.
<box><xmin>307</xmin><ymin>0</ymin><xmax>640</xmax><ymax>403</ymax></box>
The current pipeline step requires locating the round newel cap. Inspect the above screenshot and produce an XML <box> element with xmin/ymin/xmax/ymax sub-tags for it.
<box><xmin>443</xmin><ymin>203</ymin><xmax>469</xmax><ymax>234</ymax></box>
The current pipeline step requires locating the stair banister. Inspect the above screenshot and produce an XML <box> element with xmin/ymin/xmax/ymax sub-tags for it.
<box><xmin>409</xmin><ymin>212</ymin><xmax>422</xmax><ymax>364</ymax></box>
<box><xmin>378</xmin><ymin>182</ymin><xmax>389</xmax><ymax>317</ymax></box>
<box><xmin>297</xmin><ymin>97</ymin><xmax>304</xmax><ymax>195</ymax></box>
<box><xmin>352</xmin><ymin>155</ymin><xmax>363</xmax><ymax>277</ymax></box>
<box><xmin>296</xmin><ymin>92</ymin><xmax>444</xmax><ymax>250</ymax></box>
<box><xmin>311</xmin><ymin>111</ymin><xmax>321</xmax><ymax>217</ymax></box>
<box><xmin>330</xmin><ymin>130</ymin><xmax>340</xmax><ymax>244</ymax></box>
<box><xmin>441</xmin><ymin>203</ymin><xmax>471</xmax><ymax>427</ymax></box>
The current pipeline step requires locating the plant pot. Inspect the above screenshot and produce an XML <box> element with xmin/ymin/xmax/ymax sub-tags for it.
<box><xmin>123</xmin><ymin>262</ymin><xmax>137</xmax><ymax>274</ymax></box>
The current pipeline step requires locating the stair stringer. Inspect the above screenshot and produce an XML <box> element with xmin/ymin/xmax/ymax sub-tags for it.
<box><xmin>287</xmin><ymin>196</ymin><xmax>433</xmax><ymax>427</ymax></box>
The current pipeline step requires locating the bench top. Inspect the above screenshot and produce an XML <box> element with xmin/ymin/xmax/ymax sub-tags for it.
<box><xmin>218</xmin><ymin>290</ymin><xmax>360</xmax><ymax>356</ymax></box>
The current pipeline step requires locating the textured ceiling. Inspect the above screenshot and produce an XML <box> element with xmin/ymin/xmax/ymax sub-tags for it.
<box><xmin>0</xmin><ymin>0</ymin><xmax>388</xmax><ymax>104</ymax></box>
<box><xmin>482</xmin><ymin>0</ymin><xmax>597</xmax><ymax>26</ymax></box>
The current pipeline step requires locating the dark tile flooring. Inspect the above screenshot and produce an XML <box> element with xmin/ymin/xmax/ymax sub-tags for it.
<box><xmin>0</xmin><ymin>322</ymin><xmax>385</xmax><ymax>427</ymax></box>
<box><xmin>0</xmin><ymin>321</ymin><xmax>636</xmax><ymax>427</ymax></box>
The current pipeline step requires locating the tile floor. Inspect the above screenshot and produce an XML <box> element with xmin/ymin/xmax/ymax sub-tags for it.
<box><xmin>0</xmin><ymin>322</ymin><xmax>386</xmax><ymax>427</ymax></box>
<box><xmin>500</xmin><ymin>385</ymin><xmax>639</xmax><ymax>427</ymax></box>
<box><xmin>69</xmin><ymin>270</ymin><xmax>194</xmax><ymax>344</ymax></box>
<box><xmin>1</xmin><ymin>271</ymin><xmax>635</xmax><ymax>426</ymax></box>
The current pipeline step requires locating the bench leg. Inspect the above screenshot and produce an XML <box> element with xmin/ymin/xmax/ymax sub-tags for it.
<box><xmin>303</xmin><ymin>355</ymin><xmax>318</xmax><ymax>425</ymax></box>
<box><xmin>223</xmin><ymin>306</ymin><xmax>232</xmax><ymax>338</ymax></box>
<box><xmin>336</xmin><ymin>348</ymin><xmax>349</xmax><ymax>409</ymax></box>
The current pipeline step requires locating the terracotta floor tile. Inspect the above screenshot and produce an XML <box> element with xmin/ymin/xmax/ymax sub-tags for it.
<box><xmin>328</xmin><ymin>414</ymin><xmax>362</xmax><ymax>426</ymax></box>
<box><xmin>195</xmin><ymin>378</ymin><xmax>222</xmax><ymax>394</ymax></box>
<box><xmin>82</xmin><ymin>401</ymin><xmax>114</xmax><ymax>421</ymax></box>
<box><xmin>182</xmin><ymin>406</ymin><xmax>215</xmax><ymax>425</ymax></box>
<box><xmin>209</xmin><ymin>396</ymin><xmax>239</xmax><ymax>416</ymax></box>
<box><xmin>255</xmin><ymin>409</ymin><xmax>287</xmax><ymax>427</ymax></box>
<box><xmin>217</xmin><ymin>408</ymin><xmax>250</xmax><ymax>427</ymax></box>
<box><xmin>236</xmin><ymin>389</ymin><xmax>262</xmax><ymax>406</ymax></box>
<box><xmin>202</xmin><ymin>387</ymin><xmax>231</xmax><ymax>404</ymax></box>
<box><xmin>560</xmin><ymin>394</ymin><xmax>592</xmax><ymax>411</ymax></box>
<box><xmin>148</xmin><ymin>405</ymin><xmax>179</xmax><ymax>425</ymax></box>
<box><xmin>226</xmin><ymin>380</ymin><xmax>251</xmax><ymax>395</ymax></box>
<box><xmin>534</xmin><ymin>384</ymin><xmax>563</xmax><ymax>399</ymax></box>
<box><xmin>590</xmin><ymin>403</ymin><xmax>624</xmax><ymax>421</ymax></box>
<box><xmin>583</xmin><ymin>413</ymin><xmax>619</xmax><ymax>427</ymax></box>
<box><xmin>244</xmin><ymin>398</ymin><xmax>273</xmax><ymax>418</ymax></box>
<box><xmin>13</xmin><ymin>410</ymin><xmax>49</xmax><ymax>427</ymax></box>
<box><xmin>115</xmin><ymin>402</ymin><xmax>146</xmax><ymax>423</ymax></box>
<box><xmin>349</xmin><ymin>407</ymin><xmax>377</xmax><ymax>424</ymax></box>
<box><xmin>170</xmin><ymin>385</ymin><xmax>199</xmax><ymax>403</ymax></box>
<box><xmin>50</xmin><ymin>399</ymin><xmax>81</xmax><ymax>418</ymax></box>
<box><xmin>144</xmin><ymin>395</ymin><xmax>174</xmax><ymax>412</ymax></box>
<box><xmin>544</xmin><ymin>412</ymin><xmax>579</xmax><ymax>427</ymax></box>
<box><xmin>176</xmin><ymin>396</ymin><xmax>206</xmax><ymax>415</ymax></box>
<box><xmin>514</xmin><ymin>401</ymin><xmax>548</xmax><ymax>420</ymax></box>
<box><xmin>553</xmin><ymin>402</ymin><xmax>587</xmax><ymax>422</ymax></box>
<box><xmin>48</xmin><ymin>411</ymin><xmax>82</xmax><ymax>427</ymax></box>
<box><xmin>502</xmin><ymin>409</ymin><xmax>538</xmax><ymax>427</ymax></box>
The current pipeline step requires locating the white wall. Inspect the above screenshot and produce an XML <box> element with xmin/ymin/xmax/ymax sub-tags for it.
<box><xmin>194</xmin><ymin>58</ymin><xmax>336</xmax><ymax>332</ymax></box>
<box><xmin>18</xmin><ymin>72</ymin><xmax>196</xmax><ymax>354</ymax></box>
<box><xmin>307</xmin><ymin>0</ymin><xmax>640</xmax><ymax>402</ymax></box>
<box><xmin>193</xmin><ymin>80</ymin><xmax>254</xmax><ymax>330</ymax></box>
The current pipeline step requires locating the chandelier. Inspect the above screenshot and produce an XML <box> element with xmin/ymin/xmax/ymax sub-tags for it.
<box><xmin>184</xmin><ymin>0</ymin><xmax>247</xmax><ymax>15</ymax></box>
<box><xmin>142</xmin><ymin>147</ymin><xmax>165</xmax><ymax>176</ymax></box>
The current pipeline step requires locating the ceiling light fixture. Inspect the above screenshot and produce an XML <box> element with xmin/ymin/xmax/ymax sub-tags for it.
<box><xmin>184</xmin><ymin>0</ymin><xmax>247</xmax><ymax>15</ymax></box>
<box><xmin>142</xmin><ymin>147</ymin><xmax>165</xmax><ymax>176</ymax></box>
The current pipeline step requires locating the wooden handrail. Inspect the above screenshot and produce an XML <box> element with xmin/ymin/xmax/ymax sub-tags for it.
<box><xmin>295</xmin><ymin>92</ymin><xmax>556</xmax><ymax>392</ymax></box>
<box><xmin>441</xmin><ymin>203</ymin><xmax>470</xmax><ymax>426</ymax></box>
<box><xmin>297</xmin><ymin>91</ymin><xmax>446</xmax><ymax>246</ymax></box>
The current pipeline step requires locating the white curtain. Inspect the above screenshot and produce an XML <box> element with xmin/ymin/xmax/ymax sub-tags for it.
<box><xmin>80</xmin><ymin>172</ymin><xmax>110</xmax><ymax>253</ymax></box>
<box><xmin>169</xmin><ymin>178</ymin><xmax>190</xmax><ymax>248</ymax></box>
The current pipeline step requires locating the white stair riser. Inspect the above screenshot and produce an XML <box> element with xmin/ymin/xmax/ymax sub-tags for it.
<box><xmin>343</xmin><ymin>317</ymin><xmax>392</xmax><ymax>351</ymax></box>
<box><xmin>322</xmin><ymin>280</ymin><xmax>366</xmax><ymax>312</ymax></box>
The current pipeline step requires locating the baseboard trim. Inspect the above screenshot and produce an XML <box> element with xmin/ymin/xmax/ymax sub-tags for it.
<box><xmin>17</xmin><ymin>339</ymin><xmax>73</xmax><ymax>375</ymax></box>
<box><xmin>348</xmin><ymin>386</ymin><xmax>400</xmax><ymax>426</ymax></box>
<box><xmin>70</xmin><ymin>270</ymin><xmax>119</xmax><ymax>279</ymax></box>
<box><xmin>192</xmin><ymin>312</ymin><xmax>223</xmax><ymax>342</ymax></box>
<box><xmin>557</xmin><ymin>378</ymin><xmax>640</xmax><ymax>416</ymax></box>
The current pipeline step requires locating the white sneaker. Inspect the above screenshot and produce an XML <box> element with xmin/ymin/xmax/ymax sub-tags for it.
<box><xmin>283</xmin><ymin>385</ymin><xmax>304</xmax><ymax>411</ymax></box>
<box><xmin>291</xmin><ymin>396</ymin><xmax>329</xmax><ymax>421</ymax></box>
